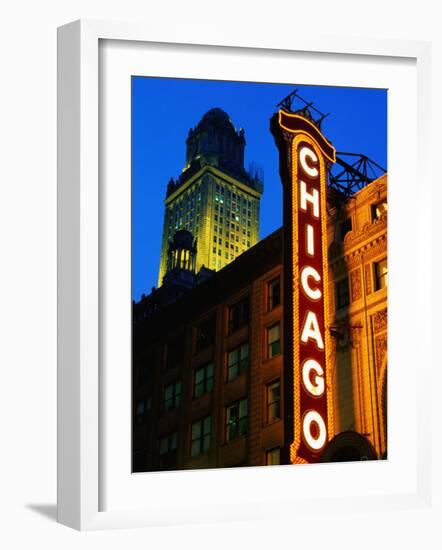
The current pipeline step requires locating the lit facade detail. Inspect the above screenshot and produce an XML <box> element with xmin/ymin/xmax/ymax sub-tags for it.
<box><xmin>158</xmin><ymin>108</ymin><xmax>263</xmax><ymax>286</ymax></box>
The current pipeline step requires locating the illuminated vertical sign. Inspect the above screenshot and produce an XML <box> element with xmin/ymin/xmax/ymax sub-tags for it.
<box><xmin>272</xmin><ymin>110</ymin><xmax>336</xmax><ymax>464</ymax></box>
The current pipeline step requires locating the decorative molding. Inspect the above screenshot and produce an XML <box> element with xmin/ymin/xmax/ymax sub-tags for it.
<box><xmin>365</xmin><ymin>264</ymin><xmax>372</xmax><ymax>295</ymax></box>
<box><xmin>373</xmin><ymin>308</ymin><xmax>388</xmax><ymax>333</ymax></box>
<box><xmin>350</xmin><ymin>268</ymin><xmax>362</xmax><ymax>301</ymax></box>
<box><xmin>375</xmin><ymin>333</ymin><xmax>388</xmax><ymax>374</ymax></box>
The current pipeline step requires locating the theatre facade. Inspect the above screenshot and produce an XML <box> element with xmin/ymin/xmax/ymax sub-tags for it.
<box><xmin>132</xmin><ymin>168</ymin><xmax>387</xmax><ymax>471</ymax></box>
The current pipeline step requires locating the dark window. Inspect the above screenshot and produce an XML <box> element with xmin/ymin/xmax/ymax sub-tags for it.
<box><xmin>191</xmin><ymin>416</ymin><xmax>211</xmax><ymax>457</ymax></box>
<box><xmin>226</xmin><ymin>398</ymin><xmax>248</xmax><ymax>442</ymax></box>
<box><xmin>194</xmin><ymin>362</ymin><xmax>214</xmax><ymax>398</ymax></box>
<box><xmin>371</xmin><ymin>201</ymin><xmax>387</xmax><ymax>221</ymax></box>
<box><xmin>164</xmin><ymin>381</ymin><xmax>181</xmax><ymax>411</ymax></box>
<box><xmin>267</xmin><ymin>323</ymin><xmax>281</xmax><ymax>359</ymax></box>
<box><xmin>159</xmin><ymin>432</ymin><xmax>178</xmax><ymax>470</ymax></box>
<box><xmin>196</xmin><ymin>316</ymin><xmax>215</xmax><ymax>351</ymax></box>
<box><xmin>165</xmin><ymin>334</ymin><xmax>185</xmax><ymax>370</ymax></box>
<box><xmin>227</xmin><ymin>343</ymin><xmax>249</xmax><ymax>382</ymax></box>
<box><xmin>265</xmin><ymin>447</ymin><xmax>281</xmax><ymax>466</ymax></box>
<box><xmin>266</xmin><ymin>381</ymin><xmax>281</xmax><ymax>422</ymax></box>
<box><xmin>228</xmin><ymin>297</ymin><xmax>249</xmax><ymax>334</ymax></box>
<box><xmin>340</xmin><ymin>218</ymin><xmax>352</xmax><ymax>240</ymax></box>
<box><xmin>374</xmin><ymin>258</ymin><xmax>388</xmax><ymax>290</ymax></box>
<box><xmin>267</xmin><ymin>277</ymin><xmax>281</xmax><ymax>311</ymax></box>
<box><xmin>336</xmin><ymin>277</ymin><xmax>350</xmax><ymax>309</ymax></box>
<box><xmin>134</xmin><ymin>397</ymin><xmax>151</xmax><ymax>425</ymax></box>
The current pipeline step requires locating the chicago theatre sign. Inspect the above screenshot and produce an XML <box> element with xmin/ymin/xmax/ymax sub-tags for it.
<box><xmin>271</xmin><ymin>109</ymin><xmax>336</xmax><ymax>464</ymax></box>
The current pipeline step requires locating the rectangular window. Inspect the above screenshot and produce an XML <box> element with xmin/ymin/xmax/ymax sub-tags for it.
<box><xmin>228</xmin><ymin>297</ymin><xmax>249</xmax><ymax>334</ymax></box>
<box><xmin>165</xmin><ymin>334</ymin><xmax>185</xmax><ymax>370</ymax></box>
<box><xmin>194</xmin><ymin>362</ymin><xmax>214</xmax><ymax>398</ymax></box>
<box><xmin>265</xmin><ymin>447</ymin><xmax>281</xmax><ymax>466</ymax></box>
<box><xmin>196</xmin><ymin>316</ymin><xmax>215</xmax><ymax>351</ymax></box>
<box><xmin>267</xmin><ymin>323</ymin><xmax>281</xmax><ymax>359</ymax></box>
<box><xmin>225</xmin><ymin>398</ymin><xmax>248</xmax><ymax>442</ymax></box>
<box><xmin>374</xmin><ymin>258</ymin><xmax>388</xmax><ymax>290</ymax></box>
<box><xmin>340</xmin><ymin>218</ymin><xmax>352</xmax><ymax>240</ymax></box>
<box><xmin>267</xmin><ymin>277</ymin><xmax>281</xmax><ymax>311</ymax></box>
<box><xmin>371</xmin><ymin>201</ymin><xmax>388</xmax><ymax>221</ymax></box>
<box><xmin>135</xmin><ymin>397</ymin><xmax>151</xmax><ymax>425</ymax></box>
<box><xmin>227</xmin><ymin>343</ymin><xmax>249</xmax><ymax>382</ymax></box>
<box><xmin>336</xmin><ymin>277</ymin><xmax>350</xmax><ymax>309</ymax></box>
<box><xmin>266</xmin><ymin>380</ymin><xmax>281</xmax><ymax>422</ymax></box>
<box><xmin>191</xmin><ymin>416</ymin><xmax>211</xmax><ymax>457</ymax></box>
<box><xmin>164</xmin><ymin>381</ymin><xmax>181</xmax><ymax>411</ymax></box>
<box><xmin>159</xmin><ymin>432</ymin><xmax>178</xmax><ymax>470</ymax></box>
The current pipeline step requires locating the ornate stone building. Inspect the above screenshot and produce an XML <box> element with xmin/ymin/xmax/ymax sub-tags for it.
<box><xmin>157</xmin><ymin>108</ymin><xmax>263</xmax><ymax>286</ymax></box>
<box><xmin>325</xmin><ymin>174</ymin><xmax>388</xmax><ymax>460</ymax></box>
<box><xmin>133</xmin><ymin>174</ymin><xmax>387</xmax><ymax>471</ymax></box>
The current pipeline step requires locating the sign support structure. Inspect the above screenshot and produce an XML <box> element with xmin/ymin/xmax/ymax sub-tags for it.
<box><xmin>271</xmin><ymin>109</ymin><xmax>336</xmax><ymax>464</ymax></box>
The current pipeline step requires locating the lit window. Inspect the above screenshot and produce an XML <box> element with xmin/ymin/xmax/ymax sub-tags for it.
<box><xmin>336</xmin><ymin>277</ymin><xmax>350</xmax><ymax>309</ymax></box>
<box><xmin>371</xmin><ymin>201</ymin><xmax>387</xmax><ymax>221</ymax></box>
<box><xmin>164</xmin><ymin>381</ymin><xmax>181</xmax><ymax>411</ymax></box>
<box><xmin>266</xmin><ymin>380</ymin><xmax>281</xmax><ymax>422</ymax></box>
<box><xmin>227</xmin><ymin>343</ymin><xmax>248</xmax><ymax>382</ymax></box>
<box><xmin>194</xmin><ymin>362</ymin><xmax>214</xmax><ymax>398</ymax></box>
<box><xmin>267</xmin><ymin>323</ymin><xmax>281</xmax><ymax>359</ymax></box>
<box><xmin>265</xmin><ymin>447</ymin><xmax>280</xmax><ymax>466</ymax></box>
<box><xmin>374</xmin><ymin>258</ymin><xmax>388</xmax><ymax>290</ymax></box>
<box><xmin>159</xmin><ymin>432</ymin><xmax>177</xmax><ymax>470</ymax></box>
<box><xmin>191</xmin><ymin>416</ymin><xmax>211</xmax><ymax>457</ymax></box>
<box><xmin>226</xmin><ymin>398</ymin><xmax>248</xmax><ymax>442</ymax></box>
<box><xmin>267</xmin><ymin>277</ymin><xmax>281</xmax><ymax>311</ymax></box>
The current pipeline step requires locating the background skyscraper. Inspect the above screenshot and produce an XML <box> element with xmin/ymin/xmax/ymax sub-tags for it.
<box><xmin>157</xmin><ymin>108</ymin><xmax>263</xmax><ymax>286</ymax></box>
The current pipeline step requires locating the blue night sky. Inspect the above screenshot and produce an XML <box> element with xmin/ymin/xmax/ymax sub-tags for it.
<box><xmin>132</xmin><ymin>78</ymin><xmax>387</xmax><ymax>301</ymax></box>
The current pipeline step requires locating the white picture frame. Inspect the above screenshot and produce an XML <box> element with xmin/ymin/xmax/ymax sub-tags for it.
<box><xmin>57</xmin><ymin>19</ymin><xmax>433</xmax><ymax>531</ymax></box>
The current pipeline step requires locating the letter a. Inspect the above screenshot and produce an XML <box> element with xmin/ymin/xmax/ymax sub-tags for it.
<box><xmin>300</xmin><ymin>311</ymin><xmax>324</xmax><ymax>349</ymax></box>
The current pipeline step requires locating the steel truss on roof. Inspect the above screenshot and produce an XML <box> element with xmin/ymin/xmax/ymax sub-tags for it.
<box><xmin>276</xmin><ymin>89</ymin><xmax>386</xmax><ymax>197</ymax></box>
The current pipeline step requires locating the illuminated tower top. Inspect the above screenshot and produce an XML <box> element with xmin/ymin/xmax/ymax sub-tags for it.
<box><xmin>158</xmin><ymin>108</ymin><xmax>264</xmax><ymax>287</ymax></box>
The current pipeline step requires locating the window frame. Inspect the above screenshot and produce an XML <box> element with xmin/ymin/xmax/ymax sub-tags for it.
<box><xmin>228</xmin><ymin>296</ymin><xmax>249</xmax><ymax>334</ymax></box>
<box><xmin>193</xmin><ymin>362</ymin><xmax>214</xmax><ymax>398</ymax></box>
<box><xmin>267</xmin><ymin>276</ymin><xmax>281</xmax><ymax>311</ymax></box>
<box><xmin>225</xmin><ymin>398</ymin><xmax>248</xmax><ymax>442</ymax></box>
<box><xmin>163</xmin><ymin>381</ymin><xmax>181</xmax><ymax>411</ymax></box>
<box><xmin>266</xmin><ymin>379</ymin><xmax>281</xmax><ymax>423</ymax></box>
<box><xmin>195</xmin><ymin>316</ymin><xmax>216</xmax><ymax>352</ymax></box>
<box><xmin>226</xmin><ymin>342</ymin><xmax>249</xmax><ymax>382</ymax></box>
<box><xmin>265</xmin><ymin>447</ymin><xmax>281</xmax><ymax>466</ymax></box>
<box><xmin>158</xmin><ymin>431</ymin><xmax>178</xmax><ymax>470</ymax></box>
<box><xmin>335</xmin><ymin>276</ymin><xmax>350</xmax><ymax>309</ymax></box>
<box><xmin>267</xmin><ymin>322</ymin><xmax>281</xmax><ymax>359</ymax></box>
<box><xmin>190</xmin><ymin>415</ymin><xmax>212</xmax><ymax>457</ymax></box>
<box><xmin>373</xmin><ymin>257</ymin><xmax>388</xmax><ymax>291</ymax></box>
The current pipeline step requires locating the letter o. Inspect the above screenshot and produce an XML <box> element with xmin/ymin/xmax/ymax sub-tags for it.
<box><xmin>303</xmin><ymin>410</ymin><xmax>327</xmax><ymax>451</ymax></box>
